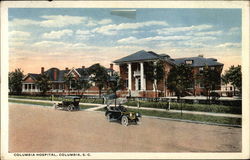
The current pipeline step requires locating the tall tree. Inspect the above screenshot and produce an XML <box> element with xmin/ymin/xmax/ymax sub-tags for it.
<box><xmin>167</xmin><ymin>64</ymin><xmax>194</xmax><ymax>100</ymax></box>
<box><xmin>146</xmin><ymin>59</ymin><xmax>165</xmax><ymax>97</ymax></box>
<box><xmin>108</xmin><ymin>72</ymin><xmax>125</xmax><ymax>106</ymax></box>
<box><xmin>203</xmin><ymin>66</ymin><xmax>221</xmax><ymax>102</ymax></box>
<box><xmin>224</xmin><ymin>65</ymin><xmax>242</xmax><ymax>95</ymax></box>
<box><xmin>8</xmin><ymin>68</ymin><xmax>24</xmax><ymax>95</ymax></box>
<box><xmin>88</xmin><ymin>63</ymin><xmax>109</xmax><ymax>98</ymax></box>
<box><xmin>36</xmin><ymin>73</ymin><xmax>51</xmax><ymax>95</ymax></box>
<box><xmin>75</xmin><ymin>77</ymin><xmax>91</xmax><ymax>95</ymax></box>
<box><xmin>64</xmin><ymin>72</ymin><xmax>76</xmax><ymax>94</ymax></box>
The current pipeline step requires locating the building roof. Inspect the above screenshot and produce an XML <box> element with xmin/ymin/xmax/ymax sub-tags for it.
<box><xmin>174</xmin><ymin>57</ymin><xmax>223</xmax><ymax>67</ymax></box>
<box><xmin>113</xmin><ymin>50</ymin><xmax>223</xmax><ymax>67</ymax></box>
<box><xmin>113</xmin><ymin>50</ymin><xmax>161</xmax><ymax>63</ymax></box>
<box><xmin>24</xmin><ymin>65</ymin><xmax>115</xmax><ymax>83</ymax></box>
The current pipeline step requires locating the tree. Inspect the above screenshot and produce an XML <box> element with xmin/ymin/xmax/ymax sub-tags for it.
<box><xmin>223</xmin><ymin>65</ymin><xmax>242</xmax><ymax>95</ymax></box>
<box><xmin>108</xmin><ymin>72</ymin><xmax>125</xmax><ymax>106</ymax></box>
<box><xmin>88</xmin><ymin>63</ymin><xmax>109</xmax><ymax>98</ymax></box>
<box><xmin>167</xmin><ymin>64</ymin><xmax>194</xmax><ymax>100</ymax></box>
<box><xmin>146</xmin><ymin>59</ymin><xmax>165</xmax><ymax>97</ymax></box>
<box><xmin>64</xmin><ymin>72</ymin><xmax>76</xmax><ymax>94</ymax></box>
<box><xmin>36</xmin><ymin>73</ymin><xmax>51</xmax><ymax>95</ymax></box>
<box><xmin>75</xmin><ymin>77</ymin><xmax>91</xmax><ymax>95</ymax></box>
<box><xmin>9</xmin><ymin>68</ymin><xmax>24</xmax><ymax>95</ymax></box>
<box><xmin>203</xmin><ymin>66</ymin><xmax>221</xmax><ymax>102</ymax></box>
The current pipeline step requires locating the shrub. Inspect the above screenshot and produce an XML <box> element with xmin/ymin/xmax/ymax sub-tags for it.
<box><xmin>124</xmin><ymin>101</ymin><xmax>241</xmax><ymax>114</ymax></box>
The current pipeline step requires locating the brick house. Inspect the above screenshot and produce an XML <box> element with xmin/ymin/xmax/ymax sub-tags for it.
<box><xmin>114</xmin><ymin>50</ymin><xmax>223</xmax><ymax>98</ymax></box>
<box><xmin>22</xmin><ymin>64</ymin><xmax>115</xmax><ymax>96</ymax></box>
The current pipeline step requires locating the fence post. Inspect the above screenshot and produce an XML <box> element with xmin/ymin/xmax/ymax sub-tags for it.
<box><xmin>168</xmin><ymin>98</ymin><xmax>171</xmax><ymax>110</ymax></box>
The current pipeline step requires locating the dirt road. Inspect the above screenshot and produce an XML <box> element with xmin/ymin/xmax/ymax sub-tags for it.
<box><xmin>9</xmin><ymin>103</ymin><xmax>241</xmax><ymax>152</ymax></box>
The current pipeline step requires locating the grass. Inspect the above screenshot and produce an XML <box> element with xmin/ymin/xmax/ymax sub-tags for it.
<box><xmin>125</xmin><ymin>101</ymin><xmax>241</xmax><ymax>114</ymax></box>
<box><xmin>97</xmin><ymin>107</ymin><xmax>241</xmax><ymax>126</ymax></box>
<box><xmin>9</xmin><ymin>99</ymin><xmax>98</xmax><ymax>110</ymax></box>
<box><xmin>9</xmin><ymin>95</ymin><xmax>104</xmax><ymax>104</ymax></box>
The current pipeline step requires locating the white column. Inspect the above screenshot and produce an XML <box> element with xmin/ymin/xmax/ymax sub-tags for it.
<box><xmin>128</xmin><ymin>63</ymin><xmax>132</xmax><ymax>91</ymax></box>
<box><xmin>140</xmin><ymin>62</ymin><xmax>145</xmax><ymax>91</ymax></box>
<box><xmin>153</xmin><ymin>61</ymin><xmax>157</xmax><ymax>91</ymax></box>
<box><xmin>22</xmin><ymin>84</ymin><xmax>25</xmax><ymax>92</ymax></box>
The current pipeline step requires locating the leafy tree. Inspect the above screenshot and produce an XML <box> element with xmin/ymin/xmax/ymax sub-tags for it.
<box><xmin>64</xmin><ymin>72</ymin><xmax>76</xmax><ymax>94</ymax></box>
<box><xmin>88</xmin><ymin>63</ymin><xmax>109</xmax><ymax>98</ymax></box>
<box><xmin>167</xmin><ymin>64</ymin><xmax>194</xmax><ymax>100</ymax></box>
<box><xmin>36</xmin><ymin>73</ymin><xmax>51</xmax><ymax>95</ymax></box>
<box><xmin>108</xmin><ymin>72</ymin><xmax>125</xmax><ymax>106</ymax></box>
<box><xmin>75</xmin><ymin>77</ymin><xmax>91</xmax><ymax>95</ymax></box>
<box><xmin>146</xmin><ymin>59</ymin><xmax>165</xmax><ymax>97</ymax></box>
<box><xmin>8</xmin><ymin>68</ymin><xmax>24</xmax><ymax>95</ymax></box>
<box><xmin>203</xmin><ymin>66</ymin><xmax>221</xmax><ymax>102</ymax></box>
<box><xmin>224</xmin><ymin>65</ymin><xmax>242</xmax><ymax>95</ymax></box>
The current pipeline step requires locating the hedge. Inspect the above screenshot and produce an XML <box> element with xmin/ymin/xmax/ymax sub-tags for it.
<box><xmin>124</xmin><ymin>101</ymin><xmax>241</xmax><ymax>114</ymax></box>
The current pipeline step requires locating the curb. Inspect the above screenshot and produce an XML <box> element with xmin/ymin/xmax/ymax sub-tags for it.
<box><xmin>142</xmin><ymin>115</ymin><xmax>242</xmax><ymax>128</ymax></box>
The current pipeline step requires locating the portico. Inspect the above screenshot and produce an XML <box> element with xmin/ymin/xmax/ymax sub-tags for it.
<box><xmin>127</xmin><ymin>62</ymin><xmax>146</xmax><ymax>91</ymax></box>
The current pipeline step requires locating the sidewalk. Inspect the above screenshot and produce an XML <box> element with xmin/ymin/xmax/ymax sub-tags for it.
<box><xmin>9</xmin><ymin>98</ymin><xmax>241</xmax><ymax>118</ymax></box>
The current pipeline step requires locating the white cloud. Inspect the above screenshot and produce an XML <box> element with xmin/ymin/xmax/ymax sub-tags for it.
<box><xmin>10</xmin><ymin>15</ymin><xmax>86</xmax><ymax>28</ymax></box>
<box><xmin>157</xmin><ymin>24</ymin><xmax>213</xmax><ymax>35</ymax></box>
<box><xmin>42</xmin><ymin>29</ymin><xmax>73</xmax><ymax>39</ymax></box>
<box><xmin>75</xmin><ymin>30</ymin><xmax>94</xmax><ymax>39</ymax></box>
<box><xmin>117</xmin><ymin>35</ymin><xmax>191</xmax><ymax>44</ymax></box>
<box><xmin>191</xmin><ymin>31</ymin><xmax>222</xmax><ymax>36</ymax></box>
<box><xmin>9</xmin><ymin>18</ymin><xmax>39</xmax><ymax>27</ymax></box>
<box><xmin>216</xmin><ymin>42</ymin><xmax>241</xmax><ymax>48</ymax></box>
<box><xmin>227</xmin><ymin>27</ymin><xmax>241</xmax><ymax>35</ymax></box>
<box><xmin>93</xmin><ymin>21</ymin><xmax>168</xmax><ymax>35</ymax></box>
<box><xmin>9</xmin><ymin>30</ymin><xmax>31</xmax><ymax>43</ymax></box>
<box><xmin>40</xmin><ymin>15</ymin><xmax>86</xmax><ymax>27</ymax></box>
<box><xmin>85</xmin><ymin>18</ymin><xmax>112</xmax><ymax>27</ymax></box>
<box><xmin>9</xmin><ymin>30</ymin><xmax>31</xmax><ymax>38</ymax></box>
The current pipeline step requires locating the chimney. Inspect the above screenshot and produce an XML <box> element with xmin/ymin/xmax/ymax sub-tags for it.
<box><xmin>53</xmin><ymin>69</ymin><xmax>57</xmax><ymax>80</ymax></box>
<box><xmin>65</xmin><ymin>67</ymin><xmax>69</xmax><ymax>71</ymax></box>
<box><xmin>41</xmin><ymin>67</ymin><xmax>44</xmax><ymax>74</ymax></box>
<box><xmin>198</xmin><ymin>54</ymin><xmax>204</xmax><ymax>58</ymax></box>
<box><xmin>110</xmin><ymin>63</ymin><xmax>114</xmax><ymax>70</ymax></box>
<box><xmin>82</xmin><ymin>66</ymin><xmax>85</xmax><ymax>69</ymax></box>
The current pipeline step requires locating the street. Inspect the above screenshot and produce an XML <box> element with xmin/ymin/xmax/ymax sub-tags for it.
<box><xmin>9</xmin><ymin>103</ymin><xmax>241</xmax><ymax>152</ymax></box>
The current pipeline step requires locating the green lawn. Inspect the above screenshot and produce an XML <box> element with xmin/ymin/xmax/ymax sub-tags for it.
<box><xmin>97</xmin><ymin>107</ymin><xmax>241</xmax><ymax>126</ymax></box>
<box><xmin>125</xmin><ymin>100</ymin><xmax>241</xmax><ymax>114</ymax></box>
<box><xmin>9</xmin><ymin>99</ymin><xmax>98</xmax><ymax>110</ymax></box>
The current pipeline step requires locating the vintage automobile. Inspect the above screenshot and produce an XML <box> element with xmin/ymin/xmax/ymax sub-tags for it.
<box><xmin>54</xmin><ymin>96</ymin><xmax>81</xmax><ymax>111</ymax></box>
<box><xmin>104</xmin><ymin>105</ymin><xmax>141</xmax><ymax>126</ymax></box>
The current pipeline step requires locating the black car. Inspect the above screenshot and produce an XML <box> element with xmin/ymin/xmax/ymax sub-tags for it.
<box><xmin>54</xmin><ymin>96</ymin><xmax>81</xmax><ymax>111</ymax></box>
<box><xmin>104</xmin><ymin>105</ymin><xmax>141</xmax><ymax>126</ymax></box>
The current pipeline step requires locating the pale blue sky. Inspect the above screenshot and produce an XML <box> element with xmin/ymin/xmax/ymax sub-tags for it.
<box><xmin>8</xmin><ymin>8</ymin><xmax>241</xmax><ymax>73</ymax></box>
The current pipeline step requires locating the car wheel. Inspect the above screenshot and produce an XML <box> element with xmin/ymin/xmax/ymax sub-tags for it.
<box><xmin>53</xmin><ymin>103</ymin><xmax>57</xmax><ymax>109</ymax></box>
<box><xmin>106</xmin><ymin>113</ymin><xmax>111</xmax><ymax>122</ymax></box>
<box><xmin>121</xmin><ymin>116</ymin><xmax>129</xmax><ymax>126</ymax></box>
<box><xmin>67</xmin><ymin>104</ymin><xmax>73</xmax><ymax>111</ymax></box>
<box><xmin>136</xmin><ymin>117</ymin><xmax>142</xmax><ymax>125</ymax></box>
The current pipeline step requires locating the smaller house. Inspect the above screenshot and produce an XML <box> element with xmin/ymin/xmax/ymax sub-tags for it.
<box><xmin>22</xmin><ymin>64</ymin><xmax>115</xmax><ymax>96</ymax></box>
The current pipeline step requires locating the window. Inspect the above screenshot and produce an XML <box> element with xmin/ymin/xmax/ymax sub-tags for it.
<box><xmin>25</xmin><ymin>84</ymin><xmax>28</xmax><ymax>90</ymax></box>
<box><xmin>32</xmin><ymin>85</ymin><xmax>35</xmax><ymax>89</ymax></box>
<box><xmin>199</xmin><ymin>67</ymin><xmax>204</xmax><ymax>74</ymax></box>
<box><xmin>185</xmin><ymin>60</ymin><xmax>193</xmax><ymax>65</ymax></box>
<box><xmin>125</xmin><ymin>79</ymin><xmax>128</xmax><ymax>88</ymax></box>
<box><xmin>211</xmin><ymin>67</ymin><xmax>215</xmax><ymax>70</ymax></box>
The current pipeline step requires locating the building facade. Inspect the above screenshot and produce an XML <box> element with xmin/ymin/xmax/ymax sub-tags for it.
<box><xmin>114</xmin><ymin>50</ymin><xmax>223</xmax><ymax>98</ymax></box>
<box><xmin>22</xmin><ymin>64</ymin><xmax>114</xmax><ymax>96</ymax></box>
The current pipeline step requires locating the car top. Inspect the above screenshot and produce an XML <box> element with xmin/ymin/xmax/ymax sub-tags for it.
<box><xmin>64</xmin><ymin>96</ymin><xmax>81</xmax><ymax>99</ymax></box>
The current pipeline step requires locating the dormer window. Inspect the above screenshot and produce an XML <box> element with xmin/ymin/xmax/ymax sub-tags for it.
<box><xmin>185</xmin><ymin>60</ymin><xmax>193</xmax><ymax>65</ymax></box>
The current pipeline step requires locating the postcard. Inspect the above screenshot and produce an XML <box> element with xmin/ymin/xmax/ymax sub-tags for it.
<box><xmin>1</xmin><ymin>1</ymin><xmax>249</xmax><ymax>159</ymax></box>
